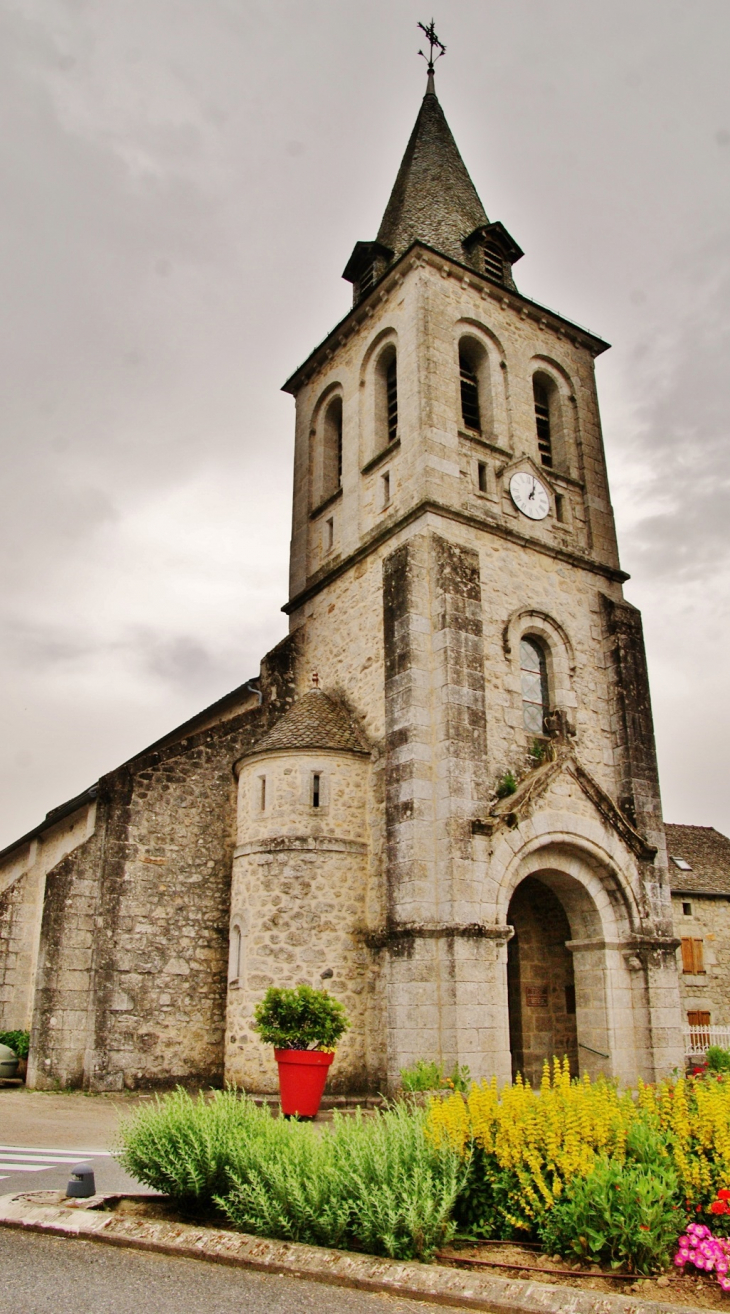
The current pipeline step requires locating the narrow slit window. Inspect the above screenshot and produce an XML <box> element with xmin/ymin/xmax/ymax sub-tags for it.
<box><xmin>483</xmin><ymin>242</ymin><xmax>504</xmax><ymax>283</ymax></box>
<box><xmin>477</xmin><ymin>462</ymin><xmax>487</xmax><ymax>494</ymax></box>
<box><xmin>520</xmin><ymin>636</ymin><xmax>548</xmax><ymax>735</ymax></box>
<box><xmin>312</xmin><ymin>773</ymin><xmax>321</xmax><ymax>808</ymax></box>
<box><xmin>533</xmin><ymin>381</ymin><xmax>553</xmax><ymax>468</ymax></box>
<box><xmin>386</xmin><ymin>358</ymin><xmax>398</xmax><ymax>442</ymax></box>
<box><xmin>336</xmin><ymin>413</ymin><xmax>343</xmax><ymax>487</ymax></box>
<box><xmin>325</xmin><ymin>517</ymin><xmax>334</xmax><ymax>551</ymax></box>
<box><xmin>382</xmin><ymin>471</ymin><xmax>391</xmax><ymax>507</ymax></box>
<box><xmin>460</xmin><ymin>352</ymin><xmax>481</xmax><ymax>431</ymax></box>
<box><xmin>230</xmin><ymin>924</ymin><xmax>242</xmax><ymax>982</ymax></box>
<box><xmin>555</xmin><ymin>493</ymin><xmax>565</xmax><ymax>523</ymax></box>
<box><xmin>259</xmin><ymin>776</ymin><xmax>266</xmax><ymax>811</ymax></box>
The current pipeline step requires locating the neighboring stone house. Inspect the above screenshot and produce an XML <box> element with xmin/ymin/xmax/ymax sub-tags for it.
<box><xmin>0</xmin><ymin>67</ymin><xmax>698</xmax><ymax>1093</ymax></box>
<box><xmin>665</xmin><ymin>825</ymin><xmax>730</xmax><ymax>1038</ymax></box>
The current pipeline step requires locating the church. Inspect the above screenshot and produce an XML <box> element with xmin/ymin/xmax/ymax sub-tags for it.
<box><xmin>2</xmin><ymin>60</ymin><xmax>728</xmax><ymax>1095</ymax></box>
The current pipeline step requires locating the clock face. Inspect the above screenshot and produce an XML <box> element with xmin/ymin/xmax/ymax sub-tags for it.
<box><xmin>509</xmin><ymin>471</ymin><xmax>551</xmax><ymax>521</ymax></box>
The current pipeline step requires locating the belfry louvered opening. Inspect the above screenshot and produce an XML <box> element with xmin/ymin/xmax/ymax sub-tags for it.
<box><xmin>386</xmin><ymin>357</ymin><xmax>398</xmax><ymax>442</ymax></box>
<box><xmin>459</xmin><ymin>351</ymin><xmax>481</xmax><ymax>432</ymax></box>
<box><xmin>483</xmin><ymin>241</ymin><xmax>504</xmax><ymax>284</ymax></box>
<box><xmin>533</xmin><ymin>379</ymin><xmax>553</xmax><ymax>468</ymax></box>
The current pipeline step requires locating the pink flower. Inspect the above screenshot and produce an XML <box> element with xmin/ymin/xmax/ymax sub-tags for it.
<box><xmin>674</xmin><ymin>1253</ymin><xmax>687</xmax><ymax>1267</ymax></box>
<box><xmin>721</xmin><ymin>1275</ymin><xmax>730</xmax><ymax>1293</ymax></box>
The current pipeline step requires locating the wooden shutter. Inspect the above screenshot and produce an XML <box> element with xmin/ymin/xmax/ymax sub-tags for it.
<box><xmin>687</xmin><ymin>1011</ymin><xmax>711</xmax><ymax>1028</ymax></box>
<box><xmin>681</xmin><ymin>938</ymin><xmax>705</xmax><ymax>974</ymax></box>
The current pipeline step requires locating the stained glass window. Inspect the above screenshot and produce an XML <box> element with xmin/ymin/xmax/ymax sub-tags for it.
<box><xmin>520</xmin><ymin>637</ymin><xmax>548</xmax><ymax>735</ymax></box>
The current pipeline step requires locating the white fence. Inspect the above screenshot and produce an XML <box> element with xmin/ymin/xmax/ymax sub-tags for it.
<box><xmin>684</xmin><ymin>1026</ymin><xmax>730</xmax><ymax>1058</ymax></box>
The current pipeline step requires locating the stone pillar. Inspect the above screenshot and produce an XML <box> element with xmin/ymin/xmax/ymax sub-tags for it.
<box><xmin>382</xmin><ymin>531</ymin><xmax>497</xmax><ymax>1086</ymax></box>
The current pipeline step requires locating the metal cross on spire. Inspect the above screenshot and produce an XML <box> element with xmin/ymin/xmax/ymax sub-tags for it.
<box><xmin>418</xmin><ymin>19</ymin><xmax>446</xmax><ymax>79</ymax></box>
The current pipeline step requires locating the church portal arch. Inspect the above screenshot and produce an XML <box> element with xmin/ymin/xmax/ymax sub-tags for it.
<box><xmin>493</xmin><ymin>828</ymin><xmax>645</xmax><ymax>1085</ymax></box>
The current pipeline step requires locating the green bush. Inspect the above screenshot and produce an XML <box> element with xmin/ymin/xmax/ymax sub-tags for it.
<box><xmin>117</xmin><ymin>1086</ymin><xmax>465</xmax><ymax>1262</ymax></box>
<box><xmin>538</xmin><ymin>1157</ymin><xmax>681</xmax><ymax>1274</ymax></box>
<box><xmin>253</xmin><ymin>985</ymin><xmax>349</xmax><ymax>1051</ymax></box>
<box><xmin>706</xmin><ymin>1046</ymin><xmax>730</xmax><ymax>1074</ymax></box>
<box><xmin>116</xmin><ymin>1087</ymin><xmax>258</xmax><ymax>1213</ymax></box>
<box><xmin>0</xmin><ymin>1029</ymin><xmax>30</xmax><ymax>1059</ymax></box>
<box><xmin>400</xmin><ymin>1059</ymin><xmax>470</xmax><ymax>1094</ymax></box>
<box><xmin>221</xmin><ymin>1103</ymin><xmax>465</xmax><ymax>1261</ymax></box>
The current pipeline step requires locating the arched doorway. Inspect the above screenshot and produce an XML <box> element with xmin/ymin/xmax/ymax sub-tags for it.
<box><xmin>507</xmin><ymin>876</ymin><xmax>578</xmax><ymax>1084</ymax></box>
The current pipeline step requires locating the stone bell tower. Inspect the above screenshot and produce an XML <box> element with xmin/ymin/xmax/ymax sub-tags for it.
<box><xmin>241</xmin><ymin>55</ymin><xmax>684</xmax><ymax>1092</ymax></box>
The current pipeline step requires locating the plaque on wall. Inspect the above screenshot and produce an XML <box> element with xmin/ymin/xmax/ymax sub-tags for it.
<box><xmin>525</xmin><ymin>986</ymin><xmax>549</xmax><ymax>1008</ymax></box>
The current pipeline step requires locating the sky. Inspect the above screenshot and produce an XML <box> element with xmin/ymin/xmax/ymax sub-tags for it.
<box><xmin>0</xmin><ymin>0</ymin><xmax>728</xmax><ymax>848</ymax></box>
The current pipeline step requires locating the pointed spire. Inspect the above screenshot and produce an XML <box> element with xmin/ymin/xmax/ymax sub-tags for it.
<box><xmin>375</xmin><ymin>85</ymin><xmax>488</xmax><ymax>266</ymax></box>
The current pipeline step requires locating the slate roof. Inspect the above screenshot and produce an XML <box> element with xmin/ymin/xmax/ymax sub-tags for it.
<box><xmin>665</xmin><ymin>824</ymin><xmax>730</xmax><ymax>896</ymax></box>
<box><xmin>375</xmin><ymin>85</ymin><xmax>488</xmax><ymax>265</ymax></box>
<box><xmin>246</xmin><ymin>692</ymin><xmax>370</xmax><ymax>757</ymax></box>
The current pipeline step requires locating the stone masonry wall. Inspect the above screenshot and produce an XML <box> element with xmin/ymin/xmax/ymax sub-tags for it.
<box><xmin>673</xmin><ymin>893</ymin><xmax>730</xmax><ymax>1031</ymax></box>
<box><xmin>226</xmin><ymin>746</ymin><xmax>385</xmax><ymax>1094</ymax></box>
<box><xmin>27</xmin><ymin>634</ymin><xmax>299</xmax><ymax>1090</ymax></box>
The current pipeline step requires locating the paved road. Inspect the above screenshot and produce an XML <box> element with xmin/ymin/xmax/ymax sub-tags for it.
<box><xmin>0</xmin><ymin>1088</ymin><xmax>157</xmax><ymax>1195</ymax></box>
<box><xmin>0</xmin><ymin>1228</ymin><xmax>458</xmax><ymax>1314</ymax></box>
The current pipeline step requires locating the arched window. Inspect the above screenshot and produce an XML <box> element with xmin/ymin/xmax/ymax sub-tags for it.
<box><xmin>375</xmin><ymin>344</ymin><xmax>398</xmax><ymax>449</ymax></box>
<box><xmin>458</xmin><ymin>336</ymin><xmax>493</xmax><ymax>437</ymax></box>
<box><xmin>386</xmin><ymin>357</ymin><xmax>398</xmax><ymax>442</ymax></box>
<box><xmin>322</xmin><ymin>396</ymin><xmax>343</xmax><ymax>498</ymax></box>
<box><xmin>533</xmin><ymin>377</ymin><xmax>554</xmax><ymax>468</ymax></box>
<box><xmin>229</xmin><ymin>924</ymin><xmax>242</xmax><ymax>983</ymax></box>
<box><xmin>459</xmin><ymin>350</ymin><xmax>481</xmax><ymax>432</ymax></box>
<box><xmin>520</xmin><ymin>636</ymin><xmax>548</xmax><ymax>734</ymax></box>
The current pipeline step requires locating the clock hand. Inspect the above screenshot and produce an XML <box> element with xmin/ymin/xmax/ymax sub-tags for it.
<box><xmin>528</xmin><ymin>479</ymin><xmax>535</xmax><ymax>500</ymax></box>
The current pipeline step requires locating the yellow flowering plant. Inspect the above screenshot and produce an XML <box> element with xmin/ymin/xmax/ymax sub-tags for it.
<box><xmin>427</xmin><ymin>1059</ymin><xmax>730</xmax><ymax>1241</ymax></box>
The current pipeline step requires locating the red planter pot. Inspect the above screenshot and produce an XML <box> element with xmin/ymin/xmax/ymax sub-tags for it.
<box><xmin>274</xmin><ymin>1049</ymin><xmax>334</xmax><ymax>1118</ymax></box>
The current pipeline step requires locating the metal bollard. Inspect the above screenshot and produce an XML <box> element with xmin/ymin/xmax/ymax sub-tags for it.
<box><xmin>66</xmin><ymin>1163</ymin><xmax>96</xmax><ymax>1198</ymax></box>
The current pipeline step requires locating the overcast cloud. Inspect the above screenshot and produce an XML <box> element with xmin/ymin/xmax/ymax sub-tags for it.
<box><xmin>0</xmin><ymin>0</ymin><xmax>728</xmax><ymax>846</ymax></box>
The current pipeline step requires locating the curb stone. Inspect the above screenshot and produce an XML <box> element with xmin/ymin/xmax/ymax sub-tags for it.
<box><xmin>0</xmin><ymin>1193</ymin><xmax>701</xmax><ymax>1314</ymax></box>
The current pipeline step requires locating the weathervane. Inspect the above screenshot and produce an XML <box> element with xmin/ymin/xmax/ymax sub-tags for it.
<box><xmin>418</xmin><ymin>19</ymin><xmax>445</xmax><ymax>76</ymax></box>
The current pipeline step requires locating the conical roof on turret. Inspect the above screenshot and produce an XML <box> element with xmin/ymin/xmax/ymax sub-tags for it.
<box><xmin>243</xmin><ymin>691</ymin><xmax>370</xmax><ymax>758</ymax></box>
<box><xmin>375</xmin><ymin>84</ymin><xmax>488</xmax><ymax>265</ymax></box>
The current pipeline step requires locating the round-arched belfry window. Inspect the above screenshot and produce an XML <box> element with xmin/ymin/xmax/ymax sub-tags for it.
<box><xmin>520</xmin><ymin>637</ymin><xmax>548</xmax><ymax>734</ymax></box>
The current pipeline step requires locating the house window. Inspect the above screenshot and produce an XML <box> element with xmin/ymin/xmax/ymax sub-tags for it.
<box><xmin>681</xmin><ymin>938</ymin><xmax>705</xmax><ymax>974</ymax></box>
<box><xmin>460</xmin><ymin>351</ymin><xmax>481</xmax><ymax>431</ymax></box>
<box><xmin>682</xmin><ymin>902</ymin><xmax>692</xmax><ymax>917</ymax></box>
<box><xmin>483</xmin><ymin>241</ymin><xmax>504</xmax><ymax>283</ymax></box>
<box><xmin>312</xmin><ymin>773</ymin><xmax>321</xmax><ymax>808</ymax></box>
<box><xmin>672</xmin><ymin>856</ymin><xmax>693</xmax><ymax>871</ymax></box>
<box><xmin>386</xmin><ymin>357</ymin><xmax>398</xmax><ymax>442</ymax></box>
<box><xmin>520</xmin><ymin>636</ymin><xmax>549</xmax><ymax>735</ymax></box>
<box><xmin>533</xmin><ymin>380</ymin><xmax>553</xmax><ymax>468</ymax></box>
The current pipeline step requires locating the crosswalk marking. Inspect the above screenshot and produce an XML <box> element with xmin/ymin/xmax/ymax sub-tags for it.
<box><xmin>0</xmin><ymin>1145</ymin><xmax>112</xmax><ymax>1181</ymax></box>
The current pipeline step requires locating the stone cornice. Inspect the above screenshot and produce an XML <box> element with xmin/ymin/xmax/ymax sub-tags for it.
<box><xmin>361</xmin><ymin>921</ymin><xmax>515</xmax><ymax>951</ymax></box>
<box><xmin>283</xmin><ymin>498</ymin><xmax>628</xmax><ymax>615</ymax></box>
<box><xmin>282</xmin><ymin>241</ymin><xmax>610</xmax><ymax>396</ymax></box>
